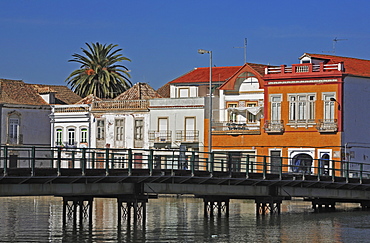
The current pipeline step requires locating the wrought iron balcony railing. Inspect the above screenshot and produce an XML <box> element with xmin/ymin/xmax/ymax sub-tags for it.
<box><xmin>175</xmin><ymin>130</ymin><xmax>199</xmax><ymax>143</ymax></box>
<box><xmin>212</xmin><ymin>121</ymin><xmax>261</xmax><ymax>134</ymax></box>
<box><xmin>264</xmin><ymin>120</ymin><xmax>284</xmax><ymax>133</ymax></box>
<box><xmin>316</xmin><ymin>119</ymin><xmax>338</xmax><ymax>133</ymax></box>
<box><xmin>149</xmin><ymin>131</ymin><xmax>172</xmax><ymax>143</ymax></box>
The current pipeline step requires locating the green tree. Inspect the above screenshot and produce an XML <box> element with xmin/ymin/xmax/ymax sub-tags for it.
<box><xmin>65</xmin><ymin>42</ymin><xmax>132</xmax><ymax>99</ymax></box>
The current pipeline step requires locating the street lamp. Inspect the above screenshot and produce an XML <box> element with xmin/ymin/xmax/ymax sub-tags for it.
<box><xmin>198</xmin><ymin>49</ymin><xmax>212</xmax><ymax>153</ymax></box>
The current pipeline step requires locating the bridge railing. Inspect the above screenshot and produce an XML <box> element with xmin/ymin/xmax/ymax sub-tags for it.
<box><xmin>1</xmin><ymin>145</ymin><xmax>370</xmax><ymax>181</ymax></box>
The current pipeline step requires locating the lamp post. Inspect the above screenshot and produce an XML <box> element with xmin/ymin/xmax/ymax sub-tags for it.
<box><xmin>198</xmin><ymin>49</ymin><xmax>212</xmax><ymax>153</ymax></box>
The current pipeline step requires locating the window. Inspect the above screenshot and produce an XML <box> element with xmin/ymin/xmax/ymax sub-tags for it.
<box><xmin>228</xmin><ymin>103</ymin><xmax>237</xmax><ymax>122</ymax></box>
<box><xmin>289</xmin><ymin>94</ymin><xmax>315</xmax><ymax>123</ymax></box>
<box><xmin>56</xmin><ymin>128</ymin><xmax>63</xmax><ymax>146</ymax></box>
<box><xmin>158</xmin><ymin>118</ymin><xmax>168</xmax><ymax>132</ymax></box>
<box><xmin>97</xmin><ymin>119</ymin><xmax>105</xmax><ymax>140</ymax></box>
<box><xmin>80</xmin><ymin>128</ymin><xmax>88</xmax><ymax>143</ymax></box>
<box><xmin>247</xmin><ymin>103</ymin><xmax>257</xmax><ymax>123</ymax></box>
<box><xmin>9</xmin><ymin>118</ymin><xmax>19</xmax><ymax>140</ymax></box>
<box><xmin>323</xmin><ymin>93</ymin><xmax>335</xmax><ymax>120</ymax></box>
<box><xmin>115</xmin><ymin>119</ymin><xmax>124</xmax><ymax>141</ymax></box>
<box><xmin>179</xmin><ymin>88</ymin><xmax>189</xmax><ymax>98</ymax></box>
<box><xmin>68</xmin><ymin>128</ymin><xmax>75</xmax><ymax>146</ymax></box>
<box><xmin>270</xmin><ymin>95</ymin><xmax>282</xmax><ymax>121</ymax></box>
<box><xmin>134</xmin><ymin>119</ymin><xmax>144</xmax><ymax>141</ymax></box>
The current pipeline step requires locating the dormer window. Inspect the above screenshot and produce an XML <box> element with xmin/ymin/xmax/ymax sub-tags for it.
<box><xmin>301</xmin><ymin>60</ymin><xmax>311</xmax><ymax>64</ymax></box>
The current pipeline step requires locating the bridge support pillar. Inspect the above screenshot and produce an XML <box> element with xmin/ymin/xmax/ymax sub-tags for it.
<box><xmin>62</xmin><ymin>196</ymin><xmax>93</xmax><ymax>225</ymax></box>
<box><xmin>311</xmin><ymin>199</ymin><xmax>336</xmax><ymax>212</ymax></box>
<box><xmin>202</xmin><ymin>197</ymin><xmax>229</xmax><ymax>218</ymax></box>
<box><xmin>255</xmin><ymin>197</ymin><xmax>282</xmax><ymax>215</ymax></box>
<box><xmin>117</xmin><ymin>196</ymin><xmax>148</xmax><ymax>226</ymax></box>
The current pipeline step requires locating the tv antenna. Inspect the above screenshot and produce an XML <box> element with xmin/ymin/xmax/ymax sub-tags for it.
<box><xmin>332</xmin><ymin>37</ymin><xmax>347</xmax><ymax>54</ymax></box>
<box><xmin>234</xmin><ymin>38</ymin><xmax>247</xmax><ymax>63</ymax></box>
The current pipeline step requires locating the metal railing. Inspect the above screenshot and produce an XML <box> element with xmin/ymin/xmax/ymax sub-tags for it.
<box><xmin>316</xmin><ymin>119</ymin><xmax>338</xmax><ymax>133</ymax></box>
<box><xmin>264</xmin><ymin>120</ymin><xmax>284</xmax><ymax>133</ymax></box>
<box><xmin>149</xmin><ymin>131</ymin><xmax>172</xmax><ymax>143</ymax></box>
<box><xmin>212</xmin><ymin>121</ymin><xmax>260</xmax><ymax>132</ymax></box>
<box><xmin>1</xmin><ymin>145</ymin><xmax>370</xmax><ymax>183</ymax></box>
<box><xmin>175</xmin><ymin>130</ymin><xmax>199</xmax><ymax>143</ymax></box>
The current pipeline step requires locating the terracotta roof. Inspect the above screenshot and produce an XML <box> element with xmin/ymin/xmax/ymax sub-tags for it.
<box><xmin>0</xmin><ymin>79</ymin><xmax>49</xmax><ymax>105</ymax></box>
<box><xmin>75</xmin><ymin>94</ymin><xmax>102</xmax><ymax>104</ymax></box>
<box><xmin>157</xmin><ymin>82</ymin><xmax>170</xmax><ymax>98</ymax></box>
<box><xmin>115</xmin><ymin>82</ymin><xmax>162</xmax><ymax>100</ymax></box>
<box><xmin>304</xmin><ymin>53</ymin><xmax>370</xmax><ymax>77</ymax></box>
<box><xmin>219</xmin><ymin>63</ymin><xmax>271</xmax><ymax>90</ymax></box>
<box><xmin>32</xmin><ymin>84</ymin><xmax>82</xmax><ymax>104</ymax></box>
<box><xmin>169</xmin><ymin>66</ymin><xmax>243</xmax><ymax>84</ymax></box>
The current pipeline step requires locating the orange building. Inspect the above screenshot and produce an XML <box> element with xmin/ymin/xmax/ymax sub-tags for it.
<box><xmin>212</xmin><ymin>53</ymin><xmax>370</xmax><ymax>175</ymax></box>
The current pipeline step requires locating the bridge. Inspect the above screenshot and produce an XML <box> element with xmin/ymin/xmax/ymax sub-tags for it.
<box><xmin>1</xmin><ymin>145</ymin><xmax>370</xmax><ymax>225</ymax></box>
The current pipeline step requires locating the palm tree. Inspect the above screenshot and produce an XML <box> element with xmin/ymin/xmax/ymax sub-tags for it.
<box><xmin>65</xmin><ymin>42</ymin><xmax>132</xmax><ymax>99</ymax></box>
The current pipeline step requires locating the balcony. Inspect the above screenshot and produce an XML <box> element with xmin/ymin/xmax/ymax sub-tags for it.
<box><xmin>264</xmin><ymin>120</ymin><xmax>284</xmax><ymax>133</ymax></box>
<box><xmin>149</xmin><ymin>131</ymin><xmax>172</xmax><ymax>143</ymax></box>
<box><xmin>316</xmin><ymin>119</ymin><xmax>338</xmax><ymax>133</ymax></box>
<box><xmin>6</xmin><ymin>134</ymin><xmax>23</xmax><ymax>145</ymax></box>
<box><xmin>212</xmin><ymin>121</ymin><xmax>261</xmax><ymax>135</ymax></box>
<box><xmin>176</xmin><ymin>130</ymin><xmax>199</xmax><ymax>143</ymax></box>
<box><xmin>265</xmin><ymin>63</ymin><xmax>343</xmax><ymax>75</ymax></box>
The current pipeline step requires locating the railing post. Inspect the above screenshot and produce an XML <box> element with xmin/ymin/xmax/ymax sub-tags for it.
<box><xmin>279</xmin><ymin>156</ymin><xmax>283</xmax><ymax>180</ymax></box>
<box><xmin>210</xmin><ymin>152</ymin><xmax>214</xmax><ymax>174</ymax></box>
<box><xmin>128</xmin><ymin>149</ymin><xmax>132</xmax><ymax>175</ymax></box>
<box><xmin>81</xmin><ymin>148</ymin><xmax>86</xmax><ymax>176</ymax></box>
<box><xmin>246</xmin><ymin>155</ymin><xmax>250</xmax><ymax>179</ymax></box>
<box><xmin>221</xmin><ymin>159</ymin><xmax>224</xmax><ymax>172</ymax></box>
<box><xmin>345</xmin><ymin>161</ymin><xmax>350</xmax><ymax>183</ymax></box>
<box><xmin>111</xmin><ymin>151</ymin><xmax>115</xmax><ymax>169</ymax></box>
<box><xmin>263</xmin><ymin>156</ymin><xmax>267</xmax><ymax>179</ymax></box>
<box><xmin>105</xmin><ymin>148</ymin><xmax>109</xmax><ymax>175</ymax></box>
<box><xmin>31</xmin><ymin>146</ymin><xmax>36</xmax><ymax>176</ymax></box>
<box><xmin>149</xmin><ymin>149</ymin><xmax>154</xmax><ymax>175</ymax></box>
<box><xmin>331</xmin><ymin>159</ymin><xmax>336</xmax><ymax>182</ymax></box>
<box><xmin>3</xmin><ymin>146</ymin><xmax>8</xmax><ymax>176</ymax></box>
<box><xmin>57</xmin><ymin>147</ymin><xmax>61</xmax><ymax>176</ymax></box>
<box><xmin>360</xmin><ymin>163</ymin><xmax>363</xmax><ymax>184</ymax></box>
<box><xmin>91</xmin><ymin>151</ymin><xmax>95</xmax><ymax>169</ymax></box>
<box><xmin>71</xmin><ymin>150</ymin><xmax>75</xmax><ymax>168</ymax></box>
<box><xmin>190</xmin><ymin>151</ymin><xmax>195</xmax><ymax>176</ymax></box>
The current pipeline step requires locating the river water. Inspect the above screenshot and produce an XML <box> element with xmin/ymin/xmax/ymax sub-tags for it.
<box><xmin>0</xmin><ymin>196</ymin><xmax>369</xmax><ymax>242</ymax></box>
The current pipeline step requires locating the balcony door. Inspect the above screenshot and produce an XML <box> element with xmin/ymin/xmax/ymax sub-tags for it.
<box><xmin>158</xmin><ymin>118</ymin><xmax>168</xmax><ymax>141</ymax></box>
<box><xmin>185</xmin><ymin>117</ymin><xmax>195</xmax><ymax>141</ymax></box>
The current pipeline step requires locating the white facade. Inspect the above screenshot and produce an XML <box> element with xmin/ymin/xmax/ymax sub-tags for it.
<box><xmin>149</xmin><ymin>97</ymin><xmax>205</xmax><ymax>151</ymax></box>
<box><xmin>217</xmin><ymin>77</ymin><xmax>264</xmax><ymax>130</ymax></box>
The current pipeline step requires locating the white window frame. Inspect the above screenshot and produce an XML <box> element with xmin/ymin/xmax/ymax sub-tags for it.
<box><xmin>115</xmin><ymin>119</ymin><xmax>125</xmax><ymax>141</ymax></box>
<box><xmin>80</xmin><ymin>127</ymin><xmax>88</xmax><ymax>143</ymax></box>
<box><xmin>322</xmin><ymin>93</ymin><xmax>336</xmax><ymax>121</ymax></box>
<box><xmin>96</xmin><ymin>119</ymin><xmax>105</xmax><ymax>140</ymax></box>
<box><xmin>134</xmin><ymin>118</ymin><xmax>144</xmax><ymax>141</ymax></box>
<box><xmin>56</xmin><ymin>128</ymin><xmax>63</xmax><ymax>146</ymax></box>
<box><xmin>67</xmin><ymin>127</ymin><xmax>76</xmax><ymax>146</ymax></box>
<box><xmin>288</xmin><ymin>93</ymin><xmax>316</xmax><ymax>124</ymax></box>
<box><xmin>270</xmin><ymin>94</ymin><xmax>282</xmax><ymax>121</ymax></box>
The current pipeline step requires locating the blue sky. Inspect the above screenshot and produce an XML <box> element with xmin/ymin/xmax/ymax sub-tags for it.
<box><xmin>1</xmin><ymin>0</ymin><xmax>370</xmax><ymax>89</ymax></box>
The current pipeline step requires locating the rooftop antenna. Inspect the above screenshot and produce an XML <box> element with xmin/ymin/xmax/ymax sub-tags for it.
<box><xmin>233</xmin><ymin>38</ymin><xmax>247</xmax><ymax>63</ymax></box>
<box><xmin>332</xmin><ymin>37</ymin><xmax>347</xmax><ymax>54</ymax></box>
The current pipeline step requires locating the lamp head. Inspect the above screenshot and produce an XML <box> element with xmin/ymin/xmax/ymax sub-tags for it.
<box><xmin>198</xmin><ymin>49</ymin><xmax>210</xmax><ymax>54</ymax></box>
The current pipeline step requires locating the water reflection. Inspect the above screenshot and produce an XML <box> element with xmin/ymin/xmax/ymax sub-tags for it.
<box><xmin>0</xmin><ymin>196</ymin><xmax>369</xmax><ymax>242</ymax></box>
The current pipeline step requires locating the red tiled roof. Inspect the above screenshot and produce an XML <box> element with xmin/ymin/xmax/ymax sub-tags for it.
<box><xmin>115</xmin><ymin>82</ymin><xmax>162</xmax><ymax>100</ymax></box>
<box><xmin>0</xmin><ymin>79</ymin><xmax>49</xmax><ymax>105</ymax></box>
<box><xmin>305</xmin><ymin>53</ymin><xmax>370</xmax><ymax>77</ymax></box>
<box><xmin>32</xmin><ymin>84</ymin><xmax>82</xmax><ymax>104</ymax></box>
<box><xmin>157</xmin><ymin>82</ymin><xmax>170</xmax><ymax>98</ymax></box>
<box><xmin>169</xmin><ymin>66</ymin><xmax>243</xmax><ymax>84</ymax></box>
<box><xmin>75</xmin><ymin>94</ymin><xmax>102</xmax><ymax>104</ymax></box>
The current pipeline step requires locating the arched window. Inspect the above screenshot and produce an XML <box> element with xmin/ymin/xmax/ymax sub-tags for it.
<box><xmin>7</xmin><ymin>111</ymin><xmax>21</xmax><ymax>145</ymax></box>
<box><xmin>292</xmin><ymin>153</ymin><xmax>313</xmax><ymax>174</ymax></box>
<box><xmin>56</xmin><ymin>128</ymin><xmax>63</xmax><ymax>146</ymax></box>
<box><xmin>68</xmin><ymin>128</ymin><xmax>75</xmax><ymax>146</ymax></box>
<box><xmin>80</xmin><ymin>128</ymin><xmax>88</xmax><ymax>143</ymax></box>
